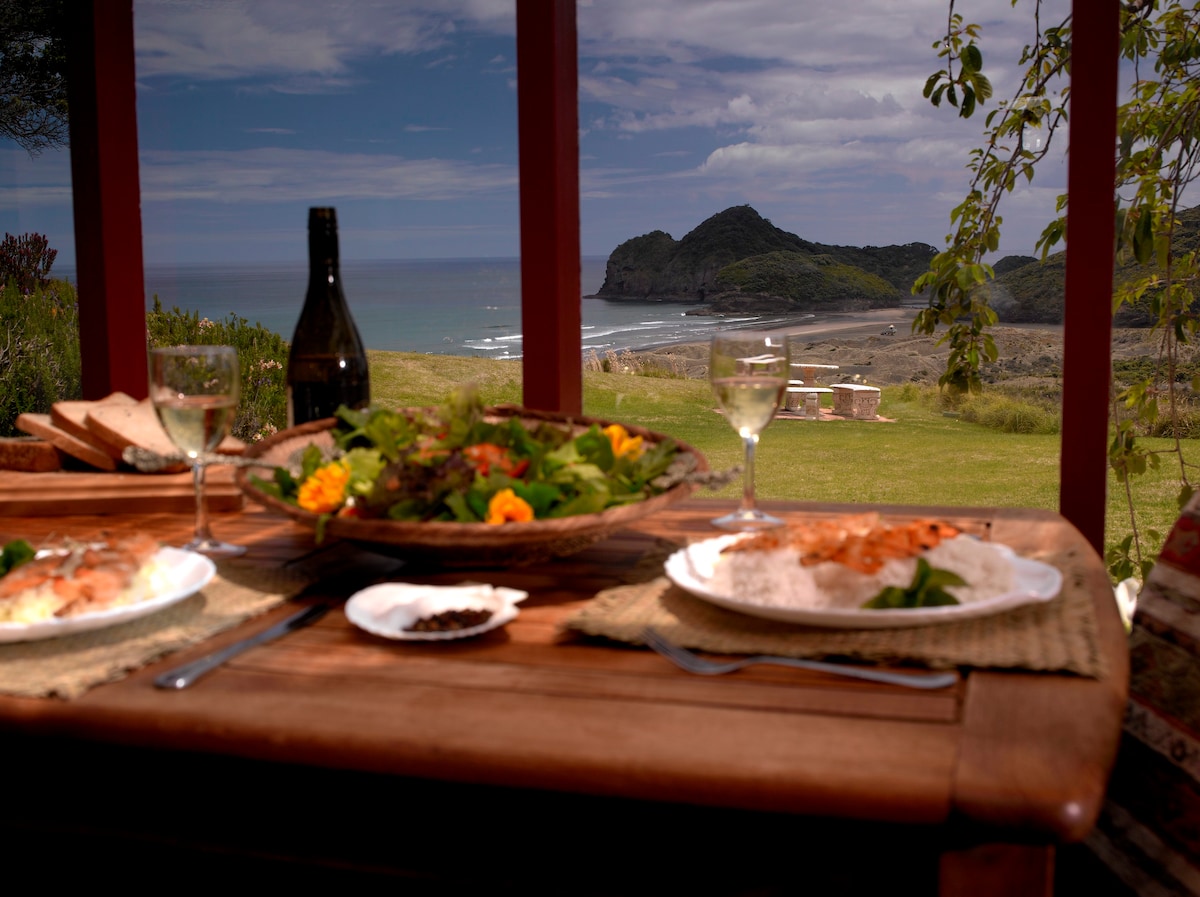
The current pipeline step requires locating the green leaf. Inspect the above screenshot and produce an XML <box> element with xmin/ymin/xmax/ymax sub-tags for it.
<box><xmin>299</xmin><ymin>443</ymin><xmax>325</xmax><ymax>480</ymax></box>
<box><xmin>342</xmin><ymin>448</ymin><xmax>386</xmax><ymax>497</ymax></box>
<box><xmin>961</xmin><ymin>88</ymin><xmax>976</xmax><ymax>119</ymax></box>
<box><xmin>962</xmin><ymin>43</ymin><xmax>983</xmax><ymax>73</ymax></box>
<box><xmin>512</xmin><ymin>481</ymin><xmax>562</xmax><ymax>517</ymax></box>
<box><xmin>862</xmin><ymin>559</ymin><xmax>965</xmax><ymax>609</ymax></box>
<box><xmin>0</xmin><ymin>539</ymin><xmax>35</xmax><ymax>577</ymax></box>
<box><xmin>444</xmin><ymin>491</ymin><xmax>479</xmax><ymax>523</ymax></box>
<box><xmin>1133</xmin><ymin>209</ymin><xmax>1154</xmax><ymax>265</ymax></box>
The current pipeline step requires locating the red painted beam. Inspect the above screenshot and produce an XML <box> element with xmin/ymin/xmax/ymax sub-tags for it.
<box><xmin>1059</xmin><ymin>0</ymin><xmax>1120</xmax><ymax>555</ymax></box>
<box><xmin>65</xmin><ymin>0</ymin><xmax>148</xmax><ymax>399</ymax></box>
<box><xmin>516</xmin><ymin>0</ymin><xmax>582</xmax><ymax>414</ymax></box>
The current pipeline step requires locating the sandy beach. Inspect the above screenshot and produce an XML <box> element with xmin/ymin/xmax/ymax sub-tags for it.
<box><xmin>625</xmin><ymin>307</ymin><xmax>1079</xmax><ymax>386</ymax></box>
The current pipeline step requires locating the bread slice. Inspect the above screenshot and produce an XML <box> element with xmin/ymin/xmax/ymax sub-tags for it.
<box><xmin>15</xmin><ymin>413</ymin><xmax>119</xmax><ymax>471</ymax></box>
<box><xmin>84</xmin><ymin>400</ymin><xmax>178</xmax><ymax>461</ymax></box>
<box><xmin>85</xmin><ymin>399</ymin><xmax>244</xmax><ymax>465</ymax></box>
<box><xmin>51</xmin><ymin>392</ymin><xmax>137</xmax><ymax>454</ymax></box>
<box><xmin>0</xmin><ymin>437</ymin><xmax>63</xmax><ymax>472</ymax></box>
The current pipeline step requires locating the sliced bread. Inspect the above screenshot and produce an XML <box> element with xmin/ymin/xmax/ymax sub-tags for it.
<box><xmin>85</xmin><ymin>399</ymin><xmax>244</xmax><ymax>464</ymax></box>
<box><xmin>51</xmin><ymin>392</ymin><xmax>137</xmax><ymax>453</ymax></box>
<box><xmin>15</xmin><ymin>413</ymin><xmax>119</xmax><ymax>471</ymax></box>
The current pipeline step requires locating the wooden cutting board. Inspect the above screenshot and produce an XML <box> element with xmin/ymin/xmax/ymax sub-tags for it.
<box><xmin>0</xmin><ymin>467</ymin><xmax>245</xmax><ymax>516</ymax></box>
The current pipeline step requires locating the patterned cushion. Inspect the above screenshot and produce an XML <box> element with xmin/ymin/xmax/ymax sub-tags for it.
<box><xmin>1087</xmin><ymin>493</ymin><xmax>1200</xmax><ymax>894</ymax></box>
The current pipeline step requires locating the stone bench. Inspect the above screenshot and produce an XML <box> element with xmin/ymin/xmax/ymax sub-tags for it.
<box><xmin>831</xmin><ymin>384</ymin><xmax>881</xmax><ymax>419</ymax></box>
<box><xmin>784</xmin><ymin>386</ymin><xmax>832</xmax><ymax>416</ymax></box>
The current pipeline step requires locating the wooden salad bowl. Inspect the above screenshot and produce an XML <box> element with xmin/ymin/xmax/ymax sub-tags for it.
<box><xmin>235</xmin><ymin>405</ymin><xmax>709</xmax><ymax>567</ymax></box>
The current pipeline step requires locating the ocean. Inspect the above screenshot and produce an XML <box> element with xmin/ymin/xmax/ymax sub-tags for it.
<box><xmin>77</xmin><ymin>257</ymin><xmax>819</xmax><ymax>359</ymax></box>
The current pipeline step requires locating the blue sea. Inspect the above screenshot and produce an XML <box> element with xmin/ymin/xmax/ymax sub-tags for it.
<box><xmin>75</xmin><ymin>257</ymin><xmax>818</xmax><ymax>359</ymax></box>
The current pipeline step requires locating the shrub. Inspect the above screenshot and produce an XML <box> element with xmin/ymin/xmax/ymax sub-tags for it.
<box><xmin>146</xmin><ymin>298</ymin><xmax>289</xmax><ymax>442</ymax></box>
<box><xmin>958</xmin><ymin>393</ymin><xmax>1061</xmax><ymax>435</ymax></box>
<box><xmin>0</xmin><ymin>278</ymin><xmax>81</xmax><ymax>436</ymax></box>
<box><xmin>1144</xmin><ymin>406</ymin><xmax>1200</xmax><ymax>439</ymax></box>
<box><xmin>0</xmin><ymin>233</ymin><xmax>58</xmax><ymax>293</ymax></box>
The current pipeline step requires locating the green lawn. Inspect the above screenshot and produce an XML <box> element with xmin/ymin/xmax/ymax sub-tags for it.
<box><xmin>369</xmin><ymin>350</ymin><xmax>1187</xmax><ymax>576</ymax></box>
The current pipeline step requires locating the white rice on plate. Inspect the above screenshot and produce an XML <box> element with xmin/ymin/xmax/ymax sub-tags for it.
<box><xmin>708</xmin><ymin>535</ymin><xmax>1015</xmax><ymax>611</ymax></box>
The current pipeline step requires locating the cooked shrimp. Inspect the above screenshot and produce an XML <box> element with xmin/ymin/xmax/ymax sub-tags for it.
<box><xmin>54</xmin><ymin>564</ymin><xmax>134</xmax><ymax>616</ymax></box>
<box><xmin>725</xmin><ymin>515</ymin><xmax>962</xmax><ymax>574</ymax></box>
<box><xmin>0</xmin><ymin>560</ymin><xmax>55</xmax><ymax>600</ymax></box>
<box><xmin>0</xmin><ymin>534</ymin><xmax>163</xmax><ymax>621</ymax></box>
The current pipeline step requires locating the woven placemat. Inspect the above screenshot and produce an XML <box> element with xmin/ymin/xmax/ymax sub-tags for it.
<box><xmin>564</xmin><ymin>543</ymin><xmax>1108</xmax><ymax>678</ymax></box>
<box><xmin>0</xmin><ymin>560</ymin><xmax>311</xmax><ymax>700</ymax></box>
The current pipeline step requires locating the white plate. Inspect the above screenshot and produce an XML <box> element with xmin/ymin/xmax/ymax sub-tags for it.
<box><xmin>345</xmin><ymin>582</ymin><xmax>529</xmax><ymax>641</ymax></box>
<box><xmin>0</xmin><ymin>546</ymin><xmax>216</xmax><ymax>644</ymax></box>
<box><xmin>664</xmin><ymin>535</ymin><xmax>1062</xmax><ymax>629</ymax></box>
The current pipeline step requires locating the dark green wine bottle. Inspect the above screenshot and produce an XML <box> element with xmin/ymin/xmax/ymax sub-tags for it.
<box><xmin>286</xmin><ymin>207</ymin><xmax>370</xmax><ymax>426</ymax></box>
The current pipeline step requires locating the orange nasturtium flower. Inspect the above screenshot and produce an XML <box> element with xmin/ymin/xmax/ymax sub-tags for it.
<box><xmin>603</xmin><ymin>424</ymin><xmax>644</xmax><ymax>460</ymax></box>
<box><xmin>485</xmin><ymin>488</ymin><xmax>535</xmax><ymax>525</ymax></box>
<box><xmin>297</xmin><ymin>461</ymin><xmax>351</xmax><ymax>514</ymax></box>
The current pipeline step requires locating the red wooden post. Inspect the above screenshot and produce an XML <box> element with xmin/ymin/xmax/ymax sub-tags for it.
<box><xmin>64</xmin><ymin>0</ymin><xmax>148</xmax><ymax>399</ymax></box>
<box><xmin>1059</xmin><ymin>0</ymin><xmax>1120</xmax><ymax>555</ymax></box>
<box><xmin>516</xmin><ymin>0</ymin><xmax>582</xmax><ymax>414</ymax></box>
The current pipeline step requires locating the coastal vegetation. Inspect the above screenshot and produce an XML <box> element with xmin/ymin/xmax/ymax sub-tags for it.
<box><xmin>145</xmin><ymin>298</ymin><xmax>289</xmax><ymax>442</ymax></box>
<box><xmin>712</xmin><ymin>251</ymin><xmax>898</xmax><ymax>312</ymax></box>
<box><xmin>0</xmin><ymin>275</ymin><xmax>79</xmax><ymax>437</ymax></box>
<box><xmin>0</xmin><ymin>259</ymin><xmax>287</xmax><ymax>443</ymax></box>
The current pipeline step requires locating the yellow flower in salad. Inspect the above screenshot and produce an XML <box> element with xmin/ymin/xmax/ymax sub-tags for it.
<box><xmin>603</xmin><ymin>423</ymin><xmax>644</xmax><ymax>460</ymax></box>
<box><xmin>486</xmin><ymin>488</ymin><xmax>535</xmax><ymax>524</ymax></box>
<box><xmin>297</xmin><ymin>460</ymin><xmax>351</xmax><ymax>514</ymax></box>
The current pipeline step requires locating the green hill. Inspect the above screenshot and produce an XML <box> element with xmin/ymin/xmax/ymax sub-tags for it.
<box><xmin>984</xmin><ymin>205</ymin><xmax>1200</xmax><ymax>325</ymax></box>
<box><xmin>595</xmin><ymin>205</ymin><xmax>935</xmax><ymax>312</ymax></box>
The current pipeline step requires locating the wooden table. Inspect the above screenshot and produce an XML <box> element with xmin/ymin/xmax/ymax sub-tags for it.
<box><xmin>0</xmin><ymin>499</ymin><xmax>1128</xmax><ymax>895</ymax></box>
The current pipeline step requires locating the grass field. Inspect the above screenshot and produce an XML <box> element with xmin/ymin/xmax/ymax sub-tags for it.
<box><xmin>368</xmin><ymin>350</ymin><xmax>1192</xmax><ymax>579</ymax></box>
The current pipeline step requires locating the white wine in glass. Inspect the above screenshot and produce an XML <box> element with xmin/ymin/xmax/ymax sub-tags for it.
<box><xmin>709</xmin><ymin>331</ymin><xmax>790</xmax><ymax>530</ymax></box>
<box><xmin>149</xmin><ymin>345</ymin><xmax>246</xmax><ymax>557</ymax></box>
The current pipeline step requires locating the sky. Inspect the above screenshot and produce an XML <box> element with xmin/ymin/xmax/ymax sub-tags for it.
<box><xmin>0</xmin><ymin>0</ymin><xmax>1077</xmax><ymax>268</ymax></box>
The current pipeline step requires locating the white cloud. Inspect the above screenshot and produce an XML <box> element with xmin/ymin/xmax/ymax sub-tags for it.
<box><xmin>0</xmin><ymin>148</ymin><xmax>74</xmax><ymax>208</ymax></box>
<box><xmin>137</xmin><ymin>147</ymin><xmax>517</xmax><ymax>203</ymax></box>
<box><xmin>135</xmin><ymin>0</ymin><xmax>513</xmax><ymax>85</ymax></box>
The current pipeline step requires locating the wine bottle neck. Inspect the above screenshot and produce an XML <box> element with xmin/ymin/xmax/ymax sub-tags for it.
<box><xmin>307</xmin><ymin>207</ymin><xmax>340</xmax><ymax>270</ymax></box>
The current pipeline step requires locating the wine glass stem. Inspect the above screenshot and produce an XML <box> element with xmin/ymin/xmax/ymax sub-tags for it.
<box><xmin>740</xmin><ymin>433</ymin><xmax>759</xmax><ymax>514</ymax></box>
<box><xmin>191</xmin><ymin>459</ymin><xmax>214</xmax><ymax>543</ymax></box>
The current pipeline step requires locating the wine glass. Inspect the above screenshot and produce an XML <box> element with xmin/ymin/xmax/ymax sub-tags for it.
<box><xmin>149</xmin><ymin>345</ymin><xmax>246</xmax><ymax>557</ymax></box>
<box><xmin>709</xmin><ymin>330</ymin><xmax>790</xmax><ymax>530</ymax></box>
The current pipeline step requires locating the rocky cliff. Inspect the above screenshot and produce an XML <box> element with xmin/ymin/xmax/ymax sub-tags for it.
<box><xmin>595</xmin><ymin>205</ymin><xmax>936</xmax><ymax>313</ymax></box>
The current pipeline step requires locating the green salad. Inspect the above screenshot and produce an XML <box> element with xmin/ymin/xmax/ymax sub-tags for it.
<box><xmin>250</xmin><ymin>387</ymin><xmax>695</xmax><ymax>526</ymax></box>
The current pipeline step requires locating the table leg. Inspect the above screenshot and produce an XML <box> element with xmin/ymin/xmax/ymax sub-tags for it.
<box><xmin>939</xmin><ymin>842</ymin><xmax>1054</xmax><ymax>897</ymax></box>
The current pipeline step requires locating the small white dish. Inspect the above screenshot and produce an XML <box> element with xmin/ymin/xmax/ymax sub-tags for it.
<box><xmin>345</xmin><ymin>582</ymin><xmax>529</xmax><ymax>641</ymax></box>
<box><xmin>0</xmin><ymin>546</ymin><xmax>216</xmax><ymax>644</ymax></box>
<box><xmin>664</xmin><ymin>536</ymin><xmax>1062</xmax><ymax>629</ymax></box>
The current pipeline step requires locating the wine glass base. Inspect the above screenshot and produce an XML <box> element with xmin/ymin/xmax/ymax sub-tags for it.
<box><xmin>711</xmin><ymin>509</ymin><xmax>787</xmax><ymax>531</ymax></box>
<box><xmin>183</xmin><ymin>538</ymin><xmax>247</xmax><ymax>558</ymax></box>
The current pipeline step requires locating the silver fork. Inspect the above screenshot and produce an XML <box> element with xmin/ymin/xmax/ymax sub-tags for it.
<box><xmin>640</xmin><ymin>627</ymin><xmax>958</xmax><ymax>690</ymax></box>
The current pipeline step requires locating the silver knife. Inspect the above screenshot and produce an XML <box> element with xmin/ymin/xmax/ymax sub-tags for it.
<box><xmin>154</xmin><ymin>602</ymin><xmax>332</xmax><ymax>690</ymax></box>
